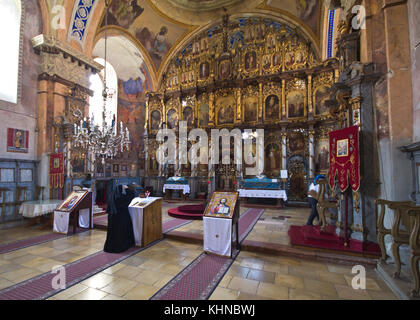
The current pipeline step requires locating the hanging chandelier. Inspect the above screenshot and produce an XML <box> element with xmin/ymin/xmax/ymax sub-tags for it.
<box><xmin>73</xmin><ymin>1</ymin><xmax>130</xmax><ymax>162</ymax></box>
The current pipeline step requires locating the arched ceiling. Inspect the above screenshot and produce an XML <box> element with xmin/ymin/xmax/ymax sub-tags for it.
<box><xmin>164</xmin><ymin>0</ymin><xmax>243</xmax><ymax>11</ymax></box>
<box><xmin>66</xmin><ymin>0</ymin><xmax>327</xmax><ymax>90</ymax></box>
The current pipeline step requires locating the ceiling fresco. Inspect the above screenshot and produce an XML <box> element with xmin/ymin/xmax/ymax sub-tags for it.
<box><xmin>92</xmin><ymin>35</ymin><xmax>153</xmax><ymax>93</ymax></box>
<box><xmin>87</xmin><ymin>0</ymin><xmax>326</xmax><ymax>84</ymax></box>
<box><xmin>99</xmin><ymin>0</ymin><xmax>190</xmax><ymax>71</ymax></box>
<box><xmin>264</xmin><ymin>0</ymin><xmax>322</xmax><ymax>38</ymax></box>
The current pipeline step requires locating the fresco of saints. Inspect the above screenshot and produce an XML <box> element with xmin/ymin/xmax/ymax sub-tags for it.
<box><xmin>147</xmin><ymin>26</ymin><xmax>169</xmax><ymax>63</ymax></box>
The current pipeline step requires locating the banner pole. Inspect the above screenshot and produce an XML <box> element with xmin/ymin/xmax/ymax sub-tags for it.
<box><xmin>344</xmin><ymin>188</ymin><xmax>349</xmax><ymax>247</ymax></box>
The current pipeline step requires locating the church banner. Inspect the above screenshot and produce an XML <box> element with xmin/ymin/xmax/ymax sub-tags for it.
<box><xmin>329</xmin><ymin>126</ymin><xmax>360</xmax><ymax>192</ymax></box>
<box><xmin>49</xmin><ymin>153</ymin><xmax>64</xmax><ymax>189</ymax></box>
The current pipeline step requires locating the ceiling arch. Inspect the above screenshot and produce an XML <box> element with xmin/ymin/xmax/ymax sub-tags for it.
<box><xmin>93</xmin><ymin>27</ymin><xmax>157</xmax><ymax>91</ymax></box>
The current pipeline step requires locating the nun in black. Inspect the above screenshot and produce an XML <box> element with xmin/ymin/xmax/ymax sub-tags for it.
<box><xmin>104</xmin><ymin>184</ymin><xmax>136</xmax><ymax>253</ymax></box>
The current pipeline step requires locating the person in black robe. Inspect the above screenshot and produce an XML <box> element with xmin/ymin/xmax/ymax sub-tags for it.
<box><xmin>104</xmin><ymin>184</ymin><xmax>136</xmax><ymax>253</ymax></box>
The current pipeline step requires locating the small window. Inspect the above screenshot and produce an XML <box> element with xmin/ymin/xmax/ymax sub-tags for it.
<box><xmin>89</xmin><ymin>58</ymin><xmax>118</xmax><ymax>129</ymax></box>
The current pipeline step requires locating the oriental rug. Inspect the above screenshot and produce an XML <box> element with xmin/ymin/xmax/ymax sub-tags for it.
<box><xmin>150</xmin><ymin>208</ymin><xmax>265</xmax><ymax>300</ymax></box>
<box><xmin>0</xmin><ymin>218</ymin><xmax>191</xmax><ymax>300</ymax></box>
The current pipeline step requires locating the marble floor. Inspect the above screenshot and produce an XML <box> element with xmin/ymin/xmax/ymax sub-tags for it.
<box><xmin>0</xmin><ymin>202</ymin><xmax>398</xmax><ymax>300</ymax></box>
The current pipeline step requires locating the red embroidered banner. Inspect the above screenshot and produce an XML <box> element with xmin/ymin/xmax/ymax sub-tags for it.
<box><xmin>49</xmin><ymin>153</ymin><xmax>64</xmax><ymax>189</ymax></box>
<box><xmin>329</xmin><ymin>126</ymin><xmax>360</xmax><ymax>192</ymax></box>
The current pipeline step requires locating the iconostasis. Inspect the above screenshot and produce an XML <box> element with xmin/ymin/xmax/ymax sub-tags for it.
<box><xmin>144</xmin><ymin>15</ymin><xmax>339</xmax><ymax>200</ymax></box>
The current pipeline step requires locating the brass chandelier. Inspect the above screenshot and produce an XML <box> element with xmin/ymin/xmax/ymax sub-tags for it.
<box><xmin>73</xmin><ymin>1</ymin><xmax>130</xmax><ymax>163</ymax></box>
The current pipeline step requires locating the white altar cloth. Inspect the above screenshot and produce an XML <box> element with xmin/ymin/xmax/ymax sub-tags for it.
<box><xmin>237</xmin><ymin>189</ymin><xmax>288</xmax><ymax>201</ymax></box>
<box><xmin>163</xmin><ymin>184</ymin><xmax>190</xmax><ymax>194</ymax></box>
<box><xmin>203</xmin><ymin>216</ymin><xmax>232</xmax><ymax>257</ymax></box>
<box><xmin>20</xmin><ymin>200</ymin><xmax>62</xmax><ymax>218</ymax></box>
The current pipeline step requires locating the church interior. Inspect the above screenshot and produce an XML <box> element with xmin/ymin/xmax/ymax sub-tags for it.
<box><xmin>0</xmin><ymin>0</ymin><xmax>419</xmax><ymax>301</ymax></box>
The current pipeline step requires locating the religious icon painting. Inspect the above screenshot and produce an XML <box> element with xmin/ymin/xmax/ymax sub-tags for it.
<box><xmin>287</xmin><ymin>91</ymin><xmax>305</xmax><ymax>119</ymax></box>
<box><xmin>288</xmin><ymin>132</ymin><xmax>305</xmax><ymax>154</ymax></box>
<box><xmin>245</xmin><ymin>51</ymin><xmax>257</xmax><ymax>71</ymax></box>
<box><xmin>265</xmin><ymin>95</ymin><xmax>280</xmax><ymax>120</ymax></box>
<box><xmin>189</xmin><ymin>71</ymin><xmax>194</xmax><ymax>83</ymax></box>
<box><xmin>7</xmin><ymin>128</ymin><xmax>29</xmax><ymax>153</ymax></box>
<box><xmin>273</xmin><ymin>52</ymin><xmax>282</xmax><ymax>67</ymax></box>
<box><xmin>199</xmin><ymin>62</ymin><xmax>210</xmax><ymax>80</ymax></box>
<box><xmin>267</xmin><ymin>35</ymin><xmax>276</xmax><ymax>50</ymax></box>
<box><xmin>217</xmin><ymin>95</ymin><xmax>235</xmax><ymax>125</ymax></box>
<box><xmin>219</xmin><ymin>60</ymin><xmax>231</xmax><ymax>80</ymax></box>
<box><xmin>243</xmin><ymin>96</ymin><xmax>258</xmax><ymax>123</ymax></box>
<box><xmin>204</xmin><ymin>191</ymin><xmax>238</xmax><ymax>219</ymax></box>
<box><xmin>199</xmin><ymin>103</ymin><xmax>209</xmax><ymax>127</ymax></box>
<box><xmin>255</xmin><ymin>24</ymin><xmax>265</xmax><ymax>40</ymax></box>
<box><xmin>201</xmin><ymin>37</ymin><xmax>209</xmax><ymax>52</ymax></box>
<box><xmin>71</xmin><ymin>158</ymin><xmax>85</xmax><ymax>174</ymax></box>
<box><xmin>314</xmin><ymin>85</ymin><xmax>330</xmax><ymax>116</ymax></box>
<box><xmin>285</xmin><ymin>51</ymin><xmax>295</xmax><ymax>69</ymax></box>
<box><xmin>265</xmin><ymin>143</ymin><xmax>280</xmax><ymax>173</ymax></box>
<box><xmin>337</xmin><ymin>139</ymin><xmax>349</xmax><ymax>157</ymax></box>
<box><xmin>263</xmin><ymin>54</ymin><xmax>271</xmax><ymax>69</ymax></box>
<box><xmin>183</xmin><ymin>106</ymin><xmax>194</xmax><ymax>127</ymax></box>
<box><xmin>167</xmin><ymin>108</ymin><xmax>178</xmax><ymax>129</ymax></box>
<box><xmin>295</xmin><ymin>50</ymin><xmax>306</xmax><ymax>65</ymax></box>
<box><xmin>150</xmin><ymin>110</ymin><xmax>161</xmax><ymax>131</ymax></box>
<box><xmin>57</xmin><ymin>190</ymin><xmax>88</xmax><ymax>212</ymax></box>
<box><xmin>315</xmin><ymin>139</ymin><xmax>330</xmax><ymax>172</ymax></box>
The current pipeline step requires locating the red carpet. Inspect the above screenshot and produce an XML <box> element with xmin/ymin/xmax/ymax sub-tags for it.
<box><xmin>151</xmin><ymin>208</ymin><xmax>265</xmax><ymax>300</ymax></box>
<box><xmin>288</xmin><ymin>225</ymin><xmax>381</xmax><ymax>256</ymax></box>
<box><xmin>0</xmin><ymin>218</ymin><xmax>192</xmax><ymax>300</ymax></box>
<box><xmin>0</xmin><ymin>228</ymin><xmax>88</xmax><ymax>254</ymax></box>
<box><xmin>168</xmin><ymin>204</ymin><xmax>204</xmax><ymax>220</ymax></box>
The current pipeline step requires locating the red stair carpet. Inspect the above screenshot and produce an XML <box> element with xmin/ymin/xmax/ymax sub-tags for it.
<box><xmin>167</xmin><ymin>204</ymin><xmax>205</xmax><ymax>220</ymax></box>
<box><xmin>288</xmin><ymin>225</ymin><xmax>381</xmax><ymax>256</ymax></box>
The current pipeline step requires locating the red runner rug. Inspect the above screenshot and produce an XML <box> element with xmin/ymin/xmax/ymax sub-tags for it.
<box><xmin>150</xmin><ymin>208</ymin><xmax>265</xmax><ymax>300</ymax></box>
<box><xmin>0</xmin><ymin>228</ymin><xmax>88</xmax><ymax>255</ymax></box>
<box><xmin>0</xmin><ymin>218</ymin><xmax>191</xmax><ymax>300</ymax></box>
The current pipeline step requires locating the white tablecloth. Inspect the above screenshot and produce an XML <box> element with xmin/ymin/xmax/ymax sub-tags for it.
<box><xmin>128</xmin><ymin>197</ymin><xmax>161</xmax><ymax>247</ymax></box>
<box><xmin>237</xmin><ymin>189</ymin><xmax>288</xmax><ymax>201</ymax></box>
<box><xmin>203</xmin><ymin>216</ymin><xmax>232</xmax><ymax>257</ymax></box>
<box><xmin>163</xmin><ymin>184</ymin><xmax>190</xmax><ymax>194</ymax></box>
<box><xmin>20</xmin><ymin>200</ymin><xmax>62</xmax><ymax>218</ymax></box>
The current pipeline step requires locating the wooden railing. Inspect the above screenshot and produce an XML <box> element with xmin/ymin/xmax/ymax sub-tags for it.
<box><xmin>375</xmin><ymin>199</ymin><xmax>420</xmax><ymax>297</ymax></box>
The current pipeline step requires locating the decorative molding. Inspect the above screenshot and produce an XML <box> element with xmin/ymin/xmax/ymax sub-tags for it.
<box><xmin>67</xmin><ymin>0</ymin><xmax>98</xmax><ymax>47</ymax></box>
<box><xmin>32</xmin><ymin>34</ymin><xmax>103</xmax><ymax>90</ymax></box>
